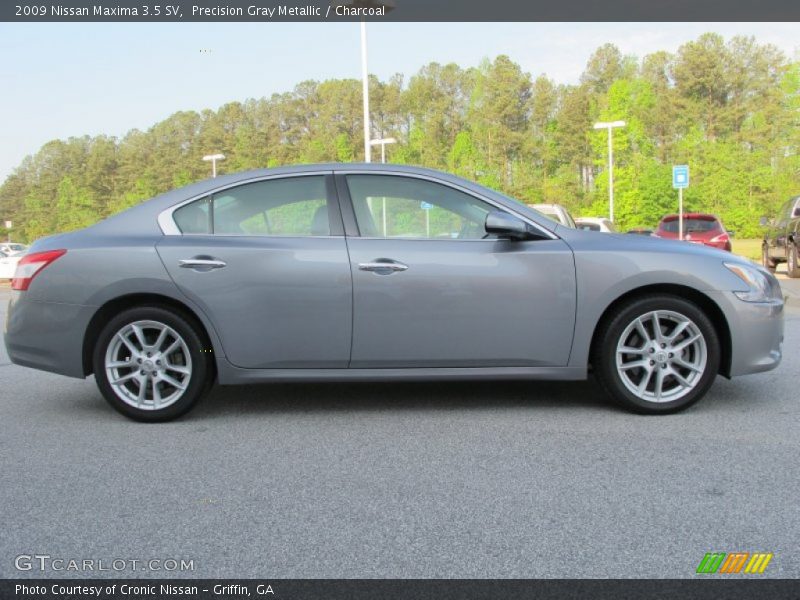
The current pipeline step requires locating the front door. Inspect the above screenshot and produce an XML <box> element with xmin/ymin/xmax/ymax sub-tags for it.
<box><xmin>340</xmin><ymin>173</ymin><xmax>576</xmax><ymax>368</ymax></box>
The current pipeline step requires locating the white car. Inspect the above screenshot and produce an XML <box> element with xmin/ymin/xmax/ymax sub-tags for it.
<box><xmin>575</xmin><ymin>217</ymin><xmax>617</xmax><ymax>233</ymax></box>
<box><xmin>0</xmin><ymin>242</ymin><xmax>27</xmax><ymax>256</ymax></box>
<box><xmin>0</xmin><ymin>253</ymin><xmax>21</xmax><ymax>279</ymax></box>
<box><xmin>529</xmin><ymin>203</ymin><xmax>576</xmax><ymax>228</ymax></box>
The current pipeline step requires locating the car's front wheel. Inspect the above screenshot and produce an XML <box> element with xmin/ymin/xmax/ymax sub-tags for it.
<box><xmin>787</xmin><ymin>242</ymin><xmax>800</xmax><ymax>278</ymax></box>
<box><xmin>592</xmin><ymin>295</ymin><xmax>720</xmax><ymax>414</ymax></box>
<box><xmin>93</xmin><ymin>306</ymin><xmax>214</xmax><ymax>421</ymax></box>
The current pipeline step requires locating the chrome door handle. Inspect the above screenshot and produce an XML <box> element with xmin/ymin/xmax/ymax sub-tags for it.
<box><xmin>358</xmin><ymin>261</ymin><xmax>409</xmax><ymax>273</ymax></box>
<box><xmin>178</xmin><ymin>258</ymin><xmax>227</xmax><ymax>269</ymax></box>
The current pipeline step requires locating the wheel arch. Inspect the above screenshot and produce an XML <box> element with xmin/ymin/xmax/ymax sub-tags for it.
<box><xmin>82</xmin><ymin>293</ymin><xmax>217</xmax><ymax>377</ymax></box>
<box><xmin>588</xmin><ymin>284</ymin><xmax>732</xmax><ymax>378</ymax></box>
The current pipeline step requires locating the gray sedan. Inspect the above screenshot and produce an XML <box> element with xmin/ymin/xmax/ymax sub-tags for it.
<box><xmin>4</xmin><ymin>164</ymin><xmax>784</xmax><ymax>421</ymax></box>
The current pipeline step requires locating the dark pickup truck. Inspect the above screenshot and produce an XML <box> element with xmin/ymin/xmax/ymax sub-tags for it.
<box><xmin>762</xmin><ymin>195</ymin><xmax>800</xmax><ymax>278</ymax></box>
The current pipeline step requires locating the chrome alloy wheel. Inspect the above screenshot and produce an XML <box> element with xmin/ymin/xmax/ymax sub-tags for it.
<box><xmin>615</xmin><ymin>310</ymin><xmax>707</xmax><ymax>403</ymax></box>
<box><xmin>104</xmin><ymin>320</ymin><xmax>192</xmax><ymax>410</ymax></box>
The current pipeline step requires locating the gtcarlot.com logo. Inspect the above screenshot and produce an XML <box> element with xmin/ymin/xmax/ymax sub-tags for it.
<box><xmin>14</xmin><ymin>554</ymin><xmax>195</xmax><ymax>573</ymax></box>
<box><xmin>696</xmin><ymin>552</ymin><xmax>773</xmax><ymax>574</ymax></box>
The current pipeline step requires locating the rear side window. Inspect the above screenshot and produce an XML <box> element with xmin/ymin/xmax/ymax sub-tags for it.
<box><xmin>174</xmin><ymin>197</ymin><xmax>211</xmax><ymax>234</ymax></box>
<box><xmin>173</xmin><ymin>176</ymin><xmax>331</xmax><ymax>236</ymax></box>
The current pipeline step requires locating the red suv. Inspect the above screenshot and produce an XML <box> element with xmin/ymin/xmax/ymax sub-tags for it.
<box><xmin>654</xmin><ymin>213</ymin><xmax>732</xmax><ymax>252</ymax></box>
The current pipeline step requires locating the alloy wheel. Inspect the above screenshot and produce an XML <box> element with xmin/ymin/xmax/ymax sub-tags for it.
<box><xmin>615</xmin><ymin>310</ymin><xmax>707</xmax><ymax>403</ymax></box>
<box><xmin>104</xmin><ymin>320</ymin><xmax>192</xmax><ymax>410</ymax></box>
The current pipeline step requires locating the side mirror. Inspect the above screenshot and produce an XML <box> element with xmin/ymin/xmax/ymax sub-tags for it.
<box><xmin>485</xmin><ymin>211</ymin><xmax>530</xmax><ymax>240</ymax></box>
<box><xmin>727</xmin><ymin>230</ymin><xmax>735</xmax><ymax>238</ymax></box>
<box><xmin>759</xmin><ymin>216</ymin><xmax>769</xmax><ymax>227</ymax></box>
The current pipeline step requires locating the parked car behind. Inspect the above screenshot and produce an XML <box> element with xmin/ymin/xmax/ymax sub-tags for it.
<box><xmin>653</xmin><ymin>213</ymin><xmax>732</xmax><ymax>252</ymax></box>
<box><xmin>762</xmin><ymin>196</ymin><xmax>800</xmax><ymax>278</ymax></box>
<box><xmin>0</xmin><ymin>242</ymin><xmax>28</xmax><ymax>256</ymax></box>
<box><xmin>575</xmin><ymin>217</ymin><xmax>617</xmax><ymax>233</ymax></box>
<box><xmin>0</xmin><ymin>253</ymin><xmax>22</xmax><ymax>279</ymax></box>
<box><xmin>626</xmin><ymin>228</ymin><xmax>654</xmax><ymax>236</ymax></box>
<box><xmin>529</xmin><ymin>203</ymin><xmax>576</xmax><ymax>228</ymax></box>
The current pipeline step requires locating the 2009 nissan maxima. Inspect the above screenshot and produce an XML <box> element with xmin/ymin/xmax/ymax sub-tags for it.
<box><xmin>4</xmin><ymin>164</ymin><xmax>784</xmax><ymax>421</ymax></box>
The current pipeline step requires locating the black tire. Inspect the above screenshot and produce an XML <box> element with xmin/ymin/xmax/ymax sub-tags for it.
<box><xmin>762</xmin><ymin>243</ymin><xmax>776</xmax><ymax>272</ymax></box>
<box><xmin>93</xmin><ymin>305</ymin><xmax>214</xmax><ymax>422</ymax></box>
<box><xmin>787</xmin><ymin>243</ymin><xmax>800</xmax><ymax>278</ymax></box>
<box><xmin>591</xmin><ymin>295</ymin><xmax>721</xmax><ymax>415</ymax></box>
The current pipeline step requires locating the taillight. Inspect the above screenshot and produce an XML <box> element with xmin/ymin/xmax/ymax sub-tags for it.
<box><xmin>11</xmin><ymin>249</ymin><xmax>67</xmax><ymax>291</ymax></box>
<box><xmin>710</xmin><ymin>232</ymin><xmax>730</xmax><ymax>244</ymax></box>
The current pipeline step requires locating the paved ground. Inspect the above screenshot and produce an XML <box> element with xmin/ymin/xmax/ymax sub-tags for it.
<box><xmin>0</xmin><ymin>288</ymin><xmax>798</xmax><ymax>579</ymax></box>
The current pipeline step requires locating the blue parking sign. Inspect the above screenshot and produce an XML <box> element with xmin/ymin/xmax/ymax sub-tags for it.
<box><xmin>673</xmin><ymin>165</ymin><xmax>689</xmax><ymax>189</ymax></box>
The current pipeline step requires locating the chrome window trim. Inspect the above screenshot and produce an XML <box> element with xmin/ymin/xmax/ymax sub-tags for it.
<box><xmin>157</xmin><ymin>171</ymin><xmax>334</xmax><ymax>236</ymax></box>
<box><xmin>337</xmin><ymin>169</ymin><xmax>559</xmax><ymax>241</ymax></box>
<box><xmin>158</xmin><ymin>168</ymin><xmax>559</xmax><ymax>241</ymax></box>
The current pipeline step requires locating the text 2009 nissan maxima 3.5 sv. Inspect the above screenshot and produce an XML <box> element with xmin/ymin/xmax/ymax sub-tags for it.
<box><xmin>4</xmin><ymin>164</ymin><xmax>784</xmax><ymax>421</ymax></box>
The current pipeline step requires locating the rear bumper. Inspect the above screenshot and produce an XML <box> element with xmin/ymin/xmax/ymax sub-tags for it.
<box><xmin>706</xmin><ymin>291</ymin><xmax>784</xmax><ymax>377</ymax></box>
<box><xmin>4</xmin><ymin>293</ymin><xmax>94</xmax><ymax>378</ymax></box>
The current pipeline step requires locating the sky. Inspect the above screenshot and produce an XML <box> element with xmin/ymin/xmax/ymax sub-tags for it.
<box><xmin>0</xmin><ymin>22</ymin><xmax>798</xmax><ymax>182</ymax></box>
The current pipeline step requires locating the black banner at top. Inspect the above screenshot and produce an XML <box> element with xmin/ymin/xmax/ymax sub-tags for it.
<box><xmin>3</xmin><ymin>0</ymin><xmax>800</xmax><ymax>22</ymax></box>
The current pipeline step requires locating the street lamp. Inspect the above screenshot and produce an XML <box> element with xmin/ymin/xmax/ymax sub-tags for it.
<box><xmin>369</xmin><ymin>137</ymin><xmax>397</xmax><ymax>164</ymax></box>
<box><xmin>202</xmin><ymin>153</ymin><xmax>225</xmax><ymax>178</ymax></box>
<box><xmin>593</xmin><ymin>120</ymin><xmax>626</xmax><ymax>223</ymax></box>
<box><xmin>336</xmin><ymin>0</ymin><xmax>395</xmax><ymax>163</ymax></box>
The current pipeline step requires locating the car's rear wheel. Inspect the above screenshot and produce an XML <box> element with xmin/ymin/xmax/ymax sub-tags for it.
<box><xmin>762</xmin><ymin>243</ymin><xmax>776</xmax><ymax>272</ymax></box>
<box><xmin>592</xmin><ymin>295</ymin><xmax>720</xmax><ymax>414</ymax></box>
<box><xmin>787</xmin><ymin>243</ymin><xmax>800</xmax><ymax>278</ymax></box>
<box><xmin>93</xmin><ymin>306</ymin><xmax>213</xmax><ymax>421</ymax></box>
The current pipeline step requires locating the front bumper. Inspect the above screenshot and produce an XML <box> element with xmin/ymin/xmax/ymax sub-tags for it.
<box><xmin>706</xmin><ymin>290</ymin><xmax>784</xmax><ymax>377</ymax></box>
<box><xmin>4</xmin><ymin>292</ymin><xmax>95</xmax><ymax>378</ymax></box>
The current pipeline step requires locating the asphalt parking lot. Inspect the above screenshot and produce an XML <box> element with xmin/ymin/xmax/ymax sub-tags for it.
<box><xmin>0</xmin><ymin>285</ymin><xmax>798</xmax><ymax>579</ymax></box>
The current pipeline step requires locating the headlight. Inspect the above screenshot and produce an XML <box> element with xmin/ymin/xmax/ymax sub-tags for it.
<box><xmin>724</xmin><ymin>262</ymin><xmax>783</xmax><ymax>303</ymax></box>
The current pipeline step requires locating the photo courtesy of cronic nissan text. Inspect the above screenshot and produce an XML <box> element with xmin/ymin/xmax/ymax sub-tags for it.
<box><xmin>0</xmin><ymin>1</ymin><xmax>799</xmax><ymax>599</ymax></box>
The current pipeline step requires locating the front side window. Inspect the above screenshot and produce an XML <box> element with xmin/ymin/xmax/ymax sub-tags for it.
<box><xmin>345</xmin><ymin>175</ymin><xmax>494</xmax><ymax>240</ymax></box>
<box><xmin>173</xmin><ymin>176</ymin><xmax>331</xmax><ymax>236</ymax></box>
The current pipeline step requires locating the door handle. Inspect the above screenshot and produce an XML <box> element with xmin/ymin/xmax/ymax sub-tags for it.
<box><xmin>358</xmin><ymin>260</ymin><xmax>409</xmax><ymax>273</ymax></box>
<box><xmin>178</xmin><ymin>258</ymin><xmax>227</xmax><ymax>269</ymax></box>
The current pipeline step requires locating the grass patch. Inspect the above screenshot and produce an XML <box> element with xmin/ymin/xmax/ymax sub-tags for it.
<box><xmin>731</xmin><ymin>238</ymin><xmax>762</xmax><ymax>261</ymax></box>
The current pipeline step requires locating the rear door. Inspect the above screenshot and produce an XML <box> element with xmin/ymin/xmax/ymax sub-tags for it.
<box><xmin>156</xmin><ymin>173</ymin><xmax>353</xmax><ymax>369</ymax></box>
<box><xmin>338</xmin><ymin>172</ymin><xmax>577</xmax><ymax>368</ymax></box>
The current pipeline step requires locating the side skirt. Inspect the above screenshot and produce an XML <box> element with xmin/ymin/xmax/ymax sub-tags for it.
<box><xmin>215</xmin><ymin>360</ymin><xmax>587</xmax><ymax>385</ymax></box>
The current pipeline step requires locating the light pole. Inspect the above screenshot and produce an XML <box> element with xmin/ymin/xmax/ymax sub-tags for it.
<box><xmin>336</xmin><ymin>0</ymin><xmax>395</xmax><ymax>162</ymax></box>
<box><xmin>369</xmin><ymin>137</ymin><xmax>396</xmax><ymax>235</ymax></box>
<box><xmin>202</xmin><ymin>153</ymin><xmax>225</xmax><ymax>178</ymax></box>
<box><xmin>593</xmin><ymin>120</ymin><xmax>626</xmax><ymax>223</ymax></box>
<box><xmin>360</xmin><ymin>19</ymin><xmax>371</xmax><ymax>163</ymax></box>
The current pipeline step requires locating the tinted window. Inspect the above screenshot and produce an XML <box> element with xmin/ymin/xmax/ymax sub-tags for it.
<box><xmin>174</xmin><ymin>197</ymin><xmax>211</xmax><ymax>234</ymax></box>
<box><xmin>346</xmin><ymin>175</ymin><xmax>494</xmax><ymax>240</ymax></box>
<box><xmin>174</xmin><ymin>177</ymin><xmax>330</xmax><ymax>236</ymax></box>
